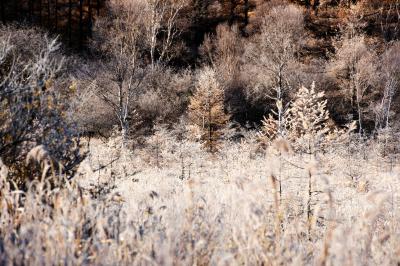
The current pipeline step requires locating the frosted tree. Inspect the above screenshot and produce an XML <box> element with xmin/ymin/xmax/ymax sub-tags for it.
<box><xmin>93</xmin><ymin>0</ymin><xmax>145</xmax><ymax>148</ymax></box>
<box><xmin>375</xmin><ymin>43</ymin><xmax>400</xmax><ymax>130</ymax></box>
<box><xmin>188</xmin><ymin>67</ymin><xmax>230</xmax><ymax>153</ymax></box>
<box><xmin>247</xmin><ymin>4</ymin><xmax>304</xmax><ymax>142</ymax></box>
<box><xmin>328</xmin><ymin>35</ymin><xmax>378</xmax><ymax>135</ymax></box>
<box><xmin>287</xmin><ymin>82</ymin><xmax>330</xmax><ymax>154</ymax></box>
<box><xmin>260</xmin><ymin>99</ymin><xmax>291</xmax><ymax>144</ymax></box>
<box><xmin>144</xmin><ymin>0</ymin><xmax>189</xmax><ymax>68</ymax></box>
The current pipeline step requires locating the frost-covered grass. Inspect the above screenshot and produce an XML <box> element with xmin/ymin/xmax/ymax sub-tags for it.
<box><xmin>1</xmin><ymin>136</ymin><xmax>400</xmax><ymax>265</ymax></box>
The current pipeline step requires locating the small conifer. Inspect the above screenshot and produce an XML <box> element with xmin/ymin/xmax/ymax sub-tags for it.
<box><xmin>188</xmin><ymin>67</ymin><xmax>230</xmax><ymax>152</ymax></box>
<box><xmin>287</xmin><ymin>82</ymin><xmax>330</xmax><ymax>154</ymax></box>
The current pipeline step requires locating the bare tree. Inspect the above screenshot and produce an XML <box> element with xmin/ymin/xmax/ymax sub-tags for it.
<box><xmin>375</xmin><ymin>42</ymin><xmax>400</xmax><ymax>130</ymax></box>
<box><xmin>200</xmin><ymin>24</ymin><xmax>243</xmax><ymax>89</ymax></box>
<box><xmin>199</xmin><ymin>24</ymin><xmax>245</xmax><ymax>118</ymax></box>
<box><xmin>328</xmin><ymin>35</ymin><xmax>378</xmax><ymax>135</ymax></box>
<box><xmin>143</xmin><ymin>0</ymin><xmax>189</xmax><ymax>68</ymax></box>
<box><xmin>245</xmin><ymin>4</ymin><xmax>305</xmax><ymax>137</ymax></box>
<box><xmin>93</xmin><ymin>0</ymin><xmax>146</xmax><ymax>148</ymax></box>
<box><xmin>357</xmin><ymin>0</ymin><xmax>400</xmax><ymax>41</ymax></box>
<box><xmin>379</xmin><ymin>0</ymin><xmax>400</xmax><ymax>41</ymax></box>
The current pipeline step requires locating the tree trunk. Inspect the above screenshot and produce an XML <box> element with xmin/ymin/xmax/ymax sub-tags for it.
<box><xmin>55</xmin><ymin>0</ymin><xmax>58</xmax><ymax>31</ymax></box>
<box><xmin>244</xmin><ymin>0</ymin><xmax>249</xmax><ymax>27</ymax></box>
<box><xmin>88</xmin><ymin>0</ymin><xmax>93</xmax><ymax>37</ymax></box>
<box><xmin>229</xmin><ymin>0</ymin><xmax>235</xmax><ymax>26</ymax></box>
<box><xmin>357</xmin><ymin>100</ymin><xmax>363</xmax><ymax>135</ymax></box>
<box><xmin>208</xmin><ymin>103</ymin><xmax>213</xmax><ymax>153</ymax></box>
<box><xmin>0</xmin><ymin>0</ymin><xmax>5</xmax><ymax>24</ymax></box>
<box><xmin>68</xmin><ymin>0</ymin><xmax>73</xmax><ymax>46</ymax></box>
<box><xmin>79</xmin><ymin>0</ymin><xmax>84</xmax><ymax>49</ymax></box>
<box><xmin>29</xmin><ymin>0</ymin><xmax>33</xmax><ymax>22</ymax></box>
<box><xmin>208</xmin><ymin>96</ymin><xmax>214</xmax><ymax>152</ymax></box>
<box><xmin>385</xmin><ymin>94</ymin><xmax>393</xmax><ymax>129</ymax></box>
<box><xmin>277</xmin><ymin>66</ymin><xmax>283</xmax><ymax>136</ymax></box>
<box><xmin>313</xmin><ymin>0</ymin><xmax>320</xmax><ymax>15</ymax></box>
<box><xmin>39</xmin><ymin>0</ymin><xmax>42</xmax><ymax>25</ymax></box>
<box><xmin>121</xmin><ymin>123</ymin><xmax>128</xmax><ymax>149</ymax></box>
<box><xmin>47</xmin><ymin>0</ymin><xmax>51</xmax><ymax>27</ymax></box>
<box><xmin>118</xmin><ymin>80</ymin><xmax>128</xmax><ymax>149</ymax></box>
<box><xmin>307</xmin><ymin>168</ymin><xmax>312</xmax><ymax>240</ymax></box>
<box><xmin>13</xmin><ymin>0</ymin><xmax>18</xmax><ymax>21</ymax></box>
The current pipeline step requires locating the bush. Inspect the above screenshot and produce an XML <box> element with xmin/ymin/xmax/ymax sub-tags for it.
<box><xmin>0</xmin><ymin>26</ymin><xmax>85</xmax><ymax>188</ymax></box>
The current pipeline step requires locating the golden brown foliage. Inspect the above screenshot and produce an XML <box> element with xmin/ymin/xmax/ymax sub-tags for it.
<box><xmin>188</xmin><ymin>67</ymin><xmax>230</xmax><ymax>152</ymax></box>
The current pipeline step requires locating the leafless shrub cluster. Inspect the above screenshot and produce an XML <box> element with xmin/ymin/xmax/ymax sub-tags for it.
<box><xmin>0</xmin><ymin>26</ymin><xmax>85</xmax><ymax>188</ymax></box>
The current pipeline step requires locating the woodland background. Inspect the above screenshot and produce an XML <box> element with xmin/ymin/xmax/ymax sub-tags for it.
<box><xmin>3</xmin><ymin>0</ymin><xmax>399</xmax><ymax>132</ymax></box>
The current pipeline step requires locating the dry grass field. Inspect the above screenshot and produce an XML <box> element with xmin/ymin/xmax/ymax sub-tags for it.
<box><xmin>2</xmin><ymin>134</ymin><xmax>400</xmax><ymax>265</ymax></box>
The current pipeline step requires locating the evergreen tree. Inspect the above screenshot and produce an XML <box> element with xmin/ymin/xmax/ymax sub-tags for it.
<box><xmin>188</xmin><ymin>67</ymin><xmax>230</xmax><ymax>152</ymax></box>
<box><xmin>260</xmin><ymin>82</ymin><xmax>357</xmax><ymax>153</ymax></box>
<box><xmin>260</xmin><ymin>99</ymin><xmax>290</xmax><ymax>144</ymax></box>
<box><xmin>287</xmin><ymin>82</ymin><xmax>330</xmax><ymax>154</ymax></box>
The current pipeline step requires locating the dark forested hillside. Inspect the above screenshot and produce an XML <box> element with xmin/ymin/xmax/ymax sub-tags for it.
<box><xmin>2</xmin><ymin>0</ymin><xmax>399</xmax><ymax>52</ymax></box>
<box><xmin>2</xmin><ymin>0</ymin><xmax>399</xmax><ymax>127</ymax></box>
<box><xmin>0</xmin><ymin>0</ymin><xmax>106</xmax><ymax>47</ymax></box>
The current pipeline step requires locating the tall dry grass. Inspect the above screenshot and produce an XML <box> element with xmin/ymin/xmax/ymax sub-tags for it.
<box><xmin>1</xmin><ymin>135</ymin><xmax>400</xmax><ymax>265</ymax></box>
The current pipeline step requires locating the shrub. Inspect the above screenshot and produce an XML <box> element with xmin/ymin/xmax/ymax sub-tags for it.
<box><xmin>0</xmin><ymin>26</ymin><xmax>85</xmax><ymax>188</ymax></box>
